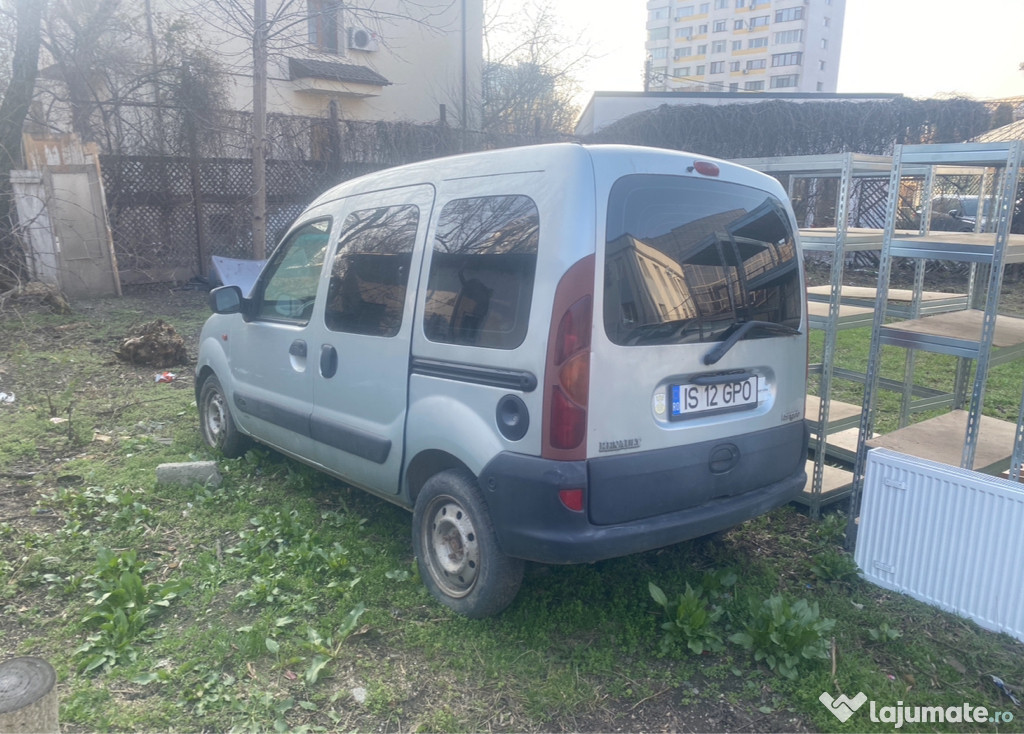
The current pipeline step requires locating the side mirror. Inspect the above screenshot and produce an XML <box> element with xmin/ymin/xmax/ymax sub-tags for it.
<box><xmin>209</xmin><ymin>285</ymin><xmax>244</xmax><ymax>314</ymax></box>
<box><xmin>947</xmin><ymin>209</ymin><xmax>961</xmax><ymax>219</ymax></box>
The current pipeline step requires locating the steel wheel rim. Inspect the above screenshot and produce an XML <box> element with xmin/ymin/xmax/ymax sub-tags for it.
<box><xmin>423</xmin><ymin>496</ymin><xmax>479</xmax><ymax>598</ymax></box>
<box><xmin>204</xmin><ymin>390</ymin><xmax>228</xmax><ymax>446</ymax></box>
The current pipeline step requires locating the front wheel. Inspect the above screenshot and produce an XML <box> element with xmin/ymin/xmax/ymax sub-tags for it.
<box><xmin>412</xmin><ymin>469</ymin><xmax>524</xmax><ymax>618</ymax></box>
<box><xmin>198</xmin><ymin>374</ymin><xmax>251</xmax><ymax>458</ymax></box>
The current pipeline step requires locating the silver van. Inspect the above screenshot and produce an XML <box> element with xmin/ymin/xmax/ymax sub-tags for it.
<box><xmin>195</xmin><ymin>144</ymin><xmax>809</xmax><ymax>617</ymax></box>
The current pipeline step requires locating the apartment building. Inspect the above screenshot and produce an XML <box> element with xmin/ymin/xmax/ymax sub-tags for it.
<box><xmin>644</xmin><ymin>0</ymin><xmax>845</xmax><ymax>94</ymax></box>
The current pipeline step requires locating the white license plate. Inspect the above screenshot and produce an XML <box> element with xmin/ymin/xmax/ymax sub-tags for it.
<box><xmin>670</xmin><ymin>376</ymin><xmax>759</xmax><ymax>420</ymax></box>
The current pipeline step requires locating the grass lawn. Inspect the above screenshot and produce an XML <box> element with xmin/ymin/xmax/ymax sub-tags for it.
<box><xmin>1</xmin><ymin>285</ymin><xmax>1022</xmax><ymax>732</ymax></box>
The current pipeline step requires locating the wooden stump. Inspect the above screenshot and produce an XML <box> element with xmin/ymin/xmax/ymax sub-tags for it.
<box><xmin>0</xmin><ymin>657</ymin><xmax>59</xmax><ymax>733</ymax></box>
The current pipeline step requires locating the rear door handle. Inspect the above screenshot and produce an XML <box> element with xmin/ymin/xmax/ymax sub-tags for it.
<box><xmin>320</xmin><ymin>344</ymin><xmax>338</xmax><ymax>378</ymax></box>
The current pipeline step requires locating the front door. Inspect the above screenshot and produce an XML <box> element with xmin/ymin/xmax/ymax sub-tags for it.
<box><xmin>227</xmin><ymin>218</ymin><xmax>332</xmax><ymax>459</ymax></box>
<box><xmin>310</xmin><ymin>185</ymin><xmax>435</xmax><ymax>494</ymax></box>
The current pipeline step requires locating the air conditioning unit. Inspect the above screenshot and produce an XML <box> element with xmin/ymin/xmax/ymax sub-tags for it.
<box><xmin>348</xmin><ymin>27</ymin><xmax>379</xmax><ymax>52</ymax></box>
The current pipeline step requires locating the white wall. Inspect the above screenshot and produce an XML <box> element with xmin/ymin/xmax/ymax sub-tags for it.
<box><xmin>160</xmin><ymin>0</ymin><xmax>482</xmax><ymax>127</ymax></box>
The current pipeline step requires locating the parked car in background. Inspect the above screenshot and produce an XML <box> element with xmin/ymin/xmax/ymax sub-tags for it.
<box><xmin>930</xmin><ymin>195</ymin><xmax>996</xmax><ymax>231</ymax></box>
<box><xmin>194</xmin><ymin>144</ymin><xmax>809</xmax><ymax>617</ymax></box>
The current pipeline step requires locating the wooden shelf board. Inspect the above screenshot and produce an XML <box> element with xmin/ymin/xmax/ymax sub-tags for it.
<box><xmin>866</xmin><ymin>410</ymin><xmax>1018</xmax><ymax>474</ymax></box>
<box><xmin>881</xmin><ymin>310</ymin><xmax>1024</xmax><ymax>350</ymax></box>
<box><xmin>797</xmin><ymin>460</ymin><xmax>853</xmax><ymax>505</ymax></box>
<box><xmin>818</xmin><ymin>426</ymin><xmax>870</xmax><ymax>463</ymax></box>
<box><xmin>807</xmin><ymin>300</ymin><xmax>874</xmax><ymax>329</ymax></box>
<box><xmin>889</xmin><ymin>232</ymin><xmax>1024</xmax><ymax>263</ymax></box>
<box><xmin>806</xmin><ymin>395</ymin><xmax>862</xmax><ymax>429</ymax></box>
<box><xmin>805</xmin><ymin>285</ymin><xmax>966</xmax><ymax>305</ymax></box>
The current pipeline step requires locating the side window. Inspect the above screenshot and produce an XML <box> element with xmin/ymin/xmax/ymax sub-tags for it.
<box><xmin>324</xmin><ymin>204</ymin><xmax>418</xmax><ymax>337</ymax></box>
<box><xmin>423</xmin><ymin>195</ymin><xmax>539</xmax><ymax>350</ymax></box>
<box><xmin>255</xmin><ymin>219</ymin><xmax>331</xmax><ymax>324</ymax></box>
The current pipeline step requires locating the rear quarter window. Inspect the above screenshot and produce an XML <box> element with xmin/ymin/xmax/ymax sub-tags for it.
<box><xmin>604</xmin><ymin>174</ymin><xmax>801</xmax><ymax>346</ymax></box>
<box><xmin>423</xmin><ymin>195</ymin><xmax>539</xmax><ymax>350</ymax></box>
<box><xmin>325</xmin><ymin>205</ymin><xmax>418</xmax><ymax>337</ymax></box>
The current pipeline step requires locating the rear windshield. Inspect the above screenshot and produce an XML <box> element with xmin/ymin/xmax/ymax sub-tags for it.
<box><xmin>604</xmin><ymin>174</ymin><xmax>801</xmax><ymax>346</ymax></box>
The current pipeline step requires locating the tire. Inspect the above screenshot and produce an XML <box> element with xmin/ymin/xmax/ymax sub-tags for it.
<box><xmin>198</xmin><ymin>374</ymin><xmax>250</xmax><ymax>458</ymax></box>
<box><xmin>412</xmin><ymin>469</ymin><xmax>524</xmax><ymax>618</ymax></box>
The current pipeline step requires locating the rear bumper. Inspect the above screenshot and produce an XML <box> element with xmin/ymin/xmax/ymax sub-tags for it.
<box><xmin>478</xmin><ymin>421</ymin><xmax>807</xmax><ymax>564</ymax></box>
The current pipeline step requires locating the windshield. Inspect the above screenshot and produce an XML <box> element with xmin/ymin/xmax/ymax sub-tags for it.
<box><xmin>604</xmin><ymin>174</ymin><xmax>801</xmax><ymax>347</ymax></box>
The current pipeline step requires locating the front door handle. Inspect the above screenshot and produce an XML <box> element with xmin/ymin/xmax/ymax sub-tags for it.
<box><xmin>320</xmin><ymin>344</ymin><xmax>338</xmax><ymax>378</ymax></box>
<box><xmin>289</xmin><ymin>340</ymin><xmax>307</xmax><ymax>358</ymax></box>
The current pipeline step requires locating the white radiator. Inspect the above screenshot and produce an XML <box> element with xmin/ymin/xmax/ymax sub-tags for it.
<box><xmin>856</xmin><ymin>448</ymin><xmax>1024</xmax><ymax>643</ymax></box>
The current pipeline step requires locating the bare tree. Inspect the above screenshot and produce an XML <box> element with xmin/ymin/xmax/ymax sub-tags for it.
<box><xmin>481</xmin><ymin>0</ymin><xmax>588</xmax><ymax>136</ymax></box>
<box><xmin>37</xmin><ymin>1</ymin><xmax>227</xmax><ymax>156</ymax></box>
<box><xmin>0</xmin><ymin>0</ymin><xmax>46</xmax><ymax>285</ymax></box>
<box><xmin>167</xmin><ymin>0</ymin><xmax>457</xmax><ymax>258</ymax></box>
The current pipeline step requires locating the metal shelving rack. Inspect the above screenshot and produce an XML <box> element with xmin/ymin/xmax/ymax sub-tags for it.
<box><xmin>849</xmin><ymin>141</ymin><xmax>1024</xmax><ymax>539</ymax></box>
<box><xmin>735</xmin><ymin>153</ymin><xmax>895</xmax><ymax>514</ymax></box>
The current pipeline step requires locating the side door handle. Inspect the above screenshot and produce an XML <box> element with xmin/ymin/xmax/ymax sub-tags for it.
<box><xmin>320</xmin><ymin>344</ymin><xmax>338</xmax><ymax>378</ymax></box>
<box><xmin>289</xmin><ymin>340</ymin><xmax>307</xmax><ymax>358</ymax></box>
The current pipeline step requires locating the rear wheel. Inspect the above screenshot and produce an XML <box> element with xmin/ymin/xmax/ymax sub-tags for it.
<box><xmin>412</xmin><ymin>469</ymin><xmax>524</xmax><ymax>618</ymax></box>
<box><xmin>198</xmin><ymin>374</ymin><xmax>250</xmax><ymax>458</ymax></box>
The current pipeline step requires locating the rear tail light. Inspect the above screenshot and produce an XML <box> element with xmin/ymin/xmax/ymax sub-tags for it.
<box><xmin>558</xmin><ymin>488</ymin><xmax>585</xmax><ymax>512</ymax></box>
<box><xmin>542</xmin><ymin>256</ymin><xmax>594</xmax><ymax>460</ymax></box>
<box><xmin>550</xmin><ymin>385</ymin><xmax>587</xmax><ymax>449</ymax></box>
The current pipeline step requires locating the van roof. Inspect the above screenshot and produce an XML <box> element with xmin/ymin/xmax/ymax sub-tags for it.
<box><xmin>306</xmin><ymin>144</ymin><xmax>776</xmax><ymax>210</ymax></box>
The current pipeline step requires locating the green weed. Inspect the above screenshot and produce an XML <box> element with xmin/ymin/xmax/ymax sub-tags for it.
<box><xmin>729</xmin><ymin>594</ymin><xmax>835</xmax><ymax>680</ymax></box>
<box><xmin>867</xmin><ymin>621</ymin><xmax>903</xmax><ymax>643</ymax></box>
<box><xmin>807</xmin><ymin>547</ymin><xmax>860</xmax><ymax>584</ymax></box>
<box><xmin>649</xmin><ymin>572</ymin><xmax>734</xmax><ymax>655</ymax></box>
<box><xmin>70</xmin><ymin>548</ymin><xmax>188</xmax><ymax>673</ymax></box>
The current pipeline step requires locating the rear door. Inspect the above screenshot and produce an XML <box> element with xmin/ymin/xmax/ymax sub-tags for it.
<box><xmin>591</xmin><ymin>171</ymin><xmax>807</xmax><ymax>456</ymax></box>
<box><xmin>309</xmin><ymin>185</ymin><xmax>434</xmax><ymax>494</ymax></box>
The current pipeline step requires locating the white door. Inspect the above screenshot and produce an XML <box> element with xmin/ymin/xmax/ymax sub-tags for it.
<box><xmin>309</xmin><ymin>185</ymin><xmax>435</xmax><ymax>494</ymax></box>
<box><xmin>227</xmin><ymin>219</ymin><xmax>333</xmax><ymax>459</ymax></box>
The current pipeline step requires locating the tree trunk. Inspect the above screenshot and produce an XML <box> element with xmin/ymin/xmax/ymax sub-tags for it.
<box><xmin>0</xmin><ymin>0</ymin><xmax>47</xmax><ymax>281</ymax></box>
<box><xmin>251</xmin><ymin>0</ymin><xmax>268</xmax><ymax>259</ymax></box>
<box><xmin>0</xmin><ymin>657</ymin><xmax>60</xmax><ymax>733</ymax></box>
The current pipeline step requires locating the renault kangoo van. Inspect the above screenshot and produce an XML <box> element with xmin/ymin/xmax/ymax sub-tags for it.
<box><xmin>196</xmin><ymin>144</ymin><xmax>809</xmax><ymax>617</ymax></box>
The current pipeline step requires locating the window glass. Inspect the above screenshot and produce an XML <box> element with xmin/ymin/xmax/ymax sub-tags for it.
<box><xmin>423</xmin><ymin>195</ymin><xmax>539</xmax><ymax>349</ymax></box>
<box><xmin>775</xmin><ymin>6</ymin><xmax>804</xmax><ymax>22</ymax></box>
<box><xmin>256</xmin><ymin>219</ymin><xmax>331</xmax><ymax>323</ymax></box>
<box><xmin>770</xmin><ymin>74</ymin><xmax>800</xmax><ymax>88</ymax></box>
<box><xmin>308</xmin><ymin>0</ymin><xmax>342</xmax><ymax>53</ymax></box>
<box><xmin>325</xmin><ymin>205</ymin><xmax>418</xmax><ymax>337</ymax></box>
<box><xmin>604</xmin><ymin>175</ymin><xmax>801</xmax><ymax>347</ymax></box>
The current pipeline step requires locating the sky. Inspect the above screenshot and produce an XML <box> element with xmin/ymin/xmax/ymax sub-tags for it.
<box><xmin>555</xmin><ymin>0</ymin><xmax>1024</xmax><ymax>106</ymax></box>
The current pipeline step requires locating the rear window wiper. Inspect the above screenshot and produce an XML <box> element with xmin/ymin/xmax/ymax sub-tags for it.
<box><xmin>703</xmin><ymin>320</ymin><xmax>801</xmax><ymax>365</ymax></box>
